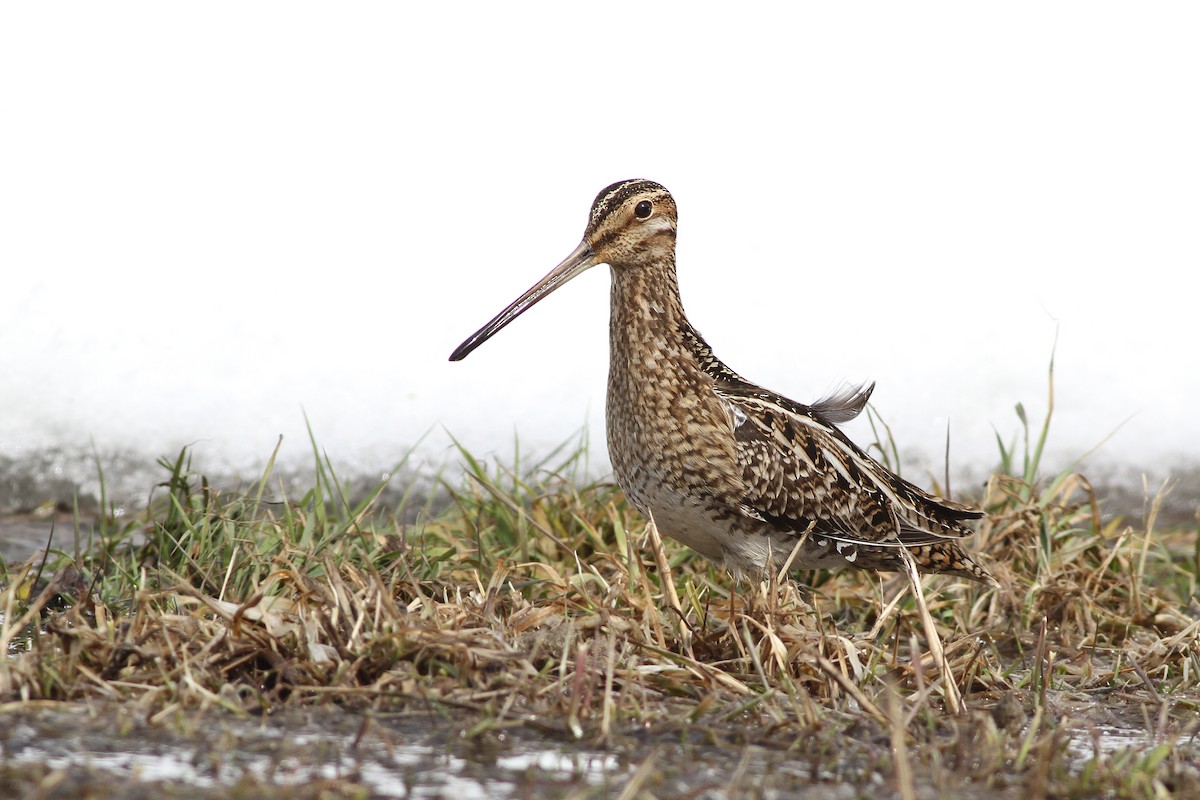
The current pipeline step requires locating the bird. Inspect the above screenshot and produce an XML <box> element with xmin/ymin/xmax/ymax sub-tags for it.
<box><xmin>450</xmin><ymin>179</ymin><xmax>992</xmax><ymax>586</ymax></box>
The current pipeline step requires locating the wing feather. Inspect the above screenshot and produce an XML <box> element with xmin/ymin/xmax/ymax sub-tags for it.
<box><xmin>809</xmin><ymin>382</ymin><xmax>875</xmax><ymax>425</ymax></box>
<box><xmin>680</xmin><ymin>318</ymin><xmax>982</xmax><ymax>550</ymax></box>
<box><xmin>716</xmin><ymin>381</ymin><xmax>981</xmax><ymax>549</ymax></box>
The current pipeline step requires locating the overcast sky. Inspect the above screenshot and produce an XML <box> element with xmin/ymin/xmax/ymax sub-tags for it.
<box><xmin>3</xmin><ymin>4</ymin><xmax>1198</xmax><ymax>494</ymax></box>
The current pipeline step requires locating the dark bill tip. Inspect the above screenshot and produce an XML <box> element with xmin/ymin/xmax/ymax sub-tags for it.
<box><xmin>448</xmin><ymin>241</ymin><xmax>596</xmax><ymax>362</ymax></box>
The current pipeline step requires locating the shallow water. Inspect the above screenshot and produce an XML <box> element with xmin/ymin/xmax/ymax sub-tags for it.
<box><xmin>0</xmin><ymin>703</ymin><xmax>1185</xmax><ymax>799</ymax></box>
<box><xmin>9</xmin><ymin>736</ymin><xmax>621</xmax><ymax>798</ymax></box>
<box><xmin>1</xmin><ymin>706</ymin><xmax>624</xmax><ymax>799</ymax></box>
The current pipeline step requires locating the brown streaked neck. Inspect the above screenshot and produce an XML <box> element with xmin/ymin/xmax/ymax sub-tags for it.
<box><xmin>607</xmin><ymin>261</ymin><xmax>692</xmax><ymax>376</ymax></box>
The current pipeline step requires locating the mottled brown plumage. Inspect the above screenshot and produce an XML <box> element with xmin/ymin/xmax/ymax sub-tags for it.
<box><xmin>450</xmin><ymin>179</ymin><xmax>993</xmax><ymax>585</ymax></box>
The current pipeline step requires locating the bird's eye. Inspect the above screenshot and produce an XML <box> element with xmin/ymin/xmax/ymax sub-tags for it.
<box><xmin>634</xmin><ymin>200</ymin><xmax>653</xmax><ymax>219</ymax></box>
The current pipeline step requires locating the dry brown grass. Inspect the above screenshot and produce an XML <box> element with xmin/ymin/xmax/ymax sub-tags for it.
<box><xmin>2</xmin><ymin>423</ymin><xmax>1199</xmax><ymax>797</ymax></box>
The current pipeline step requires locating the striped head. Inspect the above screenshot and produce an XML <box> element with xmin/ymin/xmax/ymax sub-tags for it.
<box><xmin>449</xmin><ymin>179</ymin><xmax>678</xmax><ymax>361</ymax></box>
<box><xmin>584</xmin><ymin>179</ymin><xmax>678</xmax><ymax>269</ymax></box>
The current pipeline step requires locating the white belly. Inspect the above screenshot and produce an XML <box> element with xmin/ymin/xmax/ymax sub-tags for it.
<box><xmin>633</xmin><ymin>484</ymin><xmax>776</xmax><ymax>578</ymax></box>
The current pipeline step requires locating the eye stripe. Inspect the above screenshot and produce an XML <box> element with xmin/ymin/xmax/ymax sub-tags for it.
<box><xmin>587</xmin><ymin>179</ymin><xmax>666</xmax><ymax>233</ymax></box>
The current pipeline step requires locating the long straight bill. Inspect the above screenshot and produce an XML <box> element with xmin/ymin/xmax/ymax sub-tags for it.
<box><xmin>449</xmin><ymin>241</ymin><xmax>597</xmax><ymax>361</ymax></box>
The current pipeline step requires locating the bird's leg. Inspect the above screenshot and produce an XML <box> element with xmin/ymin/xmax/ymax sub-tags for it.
<box><xmin>644</xmin><ymin>509</ymin><xmax>693</xmax><ymax>657</ymax></box>
<box><xmin>898</xmin><ymin>546</ymin><xmax>963</xmax><ymax>715</ymax></box>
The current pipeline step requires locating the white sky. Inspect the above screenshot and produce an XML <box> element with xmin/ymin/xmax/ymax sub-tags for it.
<box><xmin>2</xmin><ymin>4</ymin><xmax>1198</xmax><ymax>493</ymax></box>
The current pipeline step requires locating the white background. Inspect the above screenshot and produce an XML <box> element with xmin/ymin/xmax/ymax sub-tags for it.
<box><xmin>3</xmin><ymin>4</ymin><xmax>1197</xmax><ymax>497</ymax></box>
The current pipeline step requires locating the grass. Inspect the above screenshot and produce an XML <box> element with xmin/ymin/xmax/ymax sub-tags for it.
<box><xmin>1</xmin><ymin>376</ymin><xmax>1199</xmax><ymax>798</ymax></box>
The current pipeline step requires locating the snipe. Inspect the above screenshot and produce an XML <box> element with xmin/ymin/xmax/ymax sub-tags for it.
<box><xmin>450</xmin><ymin>179</ymin><xmax>992</xmax><ymax>585</ymax></box>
